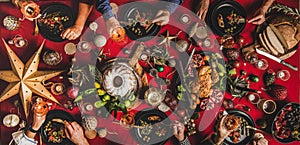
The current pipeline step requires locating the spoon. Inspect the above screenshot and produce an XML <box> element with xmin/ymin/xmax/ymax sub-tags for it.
<box><xmin>33</xmin><ymin>19</ymin><xmax>39</xmax><ymax>36</ymax></box>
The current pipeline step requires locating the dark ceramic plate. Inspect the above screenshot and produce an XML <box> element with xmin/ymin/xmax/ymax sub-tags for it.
<box><xmin>118</xmin><ymin>2</ymin><xmax>161</xmax><ymax>41</ymax></box>
<box><xmin>131</xmin><ymin>109</ymin><xmax>172</xmax><ymax>145</ymax></box>
<box><xmin>222</xmin><ymin>109</ymin><xmax>255</xmax><ymax>145</ymax></box>
<box><xmin>207</xmin><ymin>0</ymin><xmax>246</xmax><ymax>36</ymax></box>
<box><xmin>41</xmin><ymin>110</ymin><xmax>74</xmax><ymax>145</ymax></box>
<box><xmin>38</xmin><ymin>3</ymin><xmax>74</xmax><ymax>42</ymax></box>
<box><xmin>272</xmin><ymin>103</ymin><xmax>300</xmax><ymax>143</ymax></box>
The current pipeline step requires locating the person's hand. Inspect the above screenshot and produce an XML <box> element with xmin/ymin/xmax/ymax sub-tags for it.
<box><xmin>64</xmin><ymin>121</ymin><xmax>89</xmax><ymax>145</ymax></box>
<box><xmin>152</xmin><ymin>9</ymin><xmax>170</xmax><ymax>26</ymax></box>
<box><xmin>253</xmin><ymin>138</ymin><xmax>268</xmax><ymax>145</ymax></box>
<box><xmin>253</xmin><ymin>133</ymin><xmax>268</xmax><ymax>145</ymax></box>
<box><xmin>61</xmin><ymin>24</ymin><xmax>83</xmax><ymax>40</ymax></box>
<box><xmin>248</xmin><ymin>7</ymin><xmax>268</xmax><ymax>25</ymax></box>
<box><xmin>173</xmin><ymin>121</ymin><xmax>185</xmax><ymax>142</ymax></box>
<box><xmin>196</xmin><ymin>0</ymin><xmax>209</xmax><ymax>20</ymax></box>
<box><xmin>213</xmin><ymin>116</ymin><xmax>234</xmax><ymax>145</ymax></box>
<box><xmin>105</xmin><ymin>17</ymin><xmax>121</xmax><ymax>35</ymax></box>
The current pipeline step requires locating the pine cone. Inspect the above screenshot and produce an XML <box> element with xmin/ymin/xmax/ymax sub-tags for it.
<box><xmin>267</xmin><ymin>84</ymin><xmax>288</xmax><ymax>100</ymax></box>
<box><xmin>263</xmin><ymin>71</ymin><xmax>275</xmax><ymax>86</ymax></box>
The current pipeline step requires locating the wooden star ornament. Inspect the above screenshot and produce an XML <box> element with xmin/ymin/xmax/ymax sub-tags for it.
<box><xmin>0</xmin><ymin>39</ymin><xmax>63</xmax><ymax>118</ymax></box>
<box><xmin>158</xmin><ymin>30</ymin><xmax>181</xmax><ymax>48</ymax></box>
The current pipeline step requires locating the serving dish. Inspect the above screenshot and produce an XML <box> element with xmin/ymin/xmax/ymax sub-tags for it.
<box><xmin>272</xmin><ymin>103</ymin><xmax>300</xmax><ymax>143</ymax></box>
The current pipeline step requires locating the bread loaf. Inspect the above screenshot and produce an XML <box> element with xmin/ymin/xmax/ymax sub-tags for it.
<box><xmin>275</xmin><ymin>24</ymin><xmax>298</xmax><ymax>50</ymax></box>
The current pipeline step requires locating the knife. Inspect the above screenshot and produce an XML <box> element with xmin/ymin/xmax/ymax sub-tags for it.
<box><xmin>255</xmin><ymin>49</ymin><xmax>298</xmax><ymax>71</ymax></box>
<box><xmin>184</xmin><ymin>47</ymin><xmax>196</xmax><ymax>70</ymax></box>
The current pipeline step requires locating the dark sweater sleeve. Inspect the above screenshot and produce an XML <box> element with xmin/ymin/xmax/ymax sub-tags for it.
<box><xmin>95</xmin><ymin>0</ymin><xmax>114</xmax><ymax>21</ymax></box>
<box><xmin>162</xmin><ymin>0</ymin><xmax>183</xmax><ymax>13</ymax></box>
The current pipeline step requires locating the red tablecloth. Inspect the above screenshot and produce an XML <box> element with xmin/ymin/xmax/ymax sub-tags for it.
<box><xmin>0</xmin><ymin>0</ymin><xmax>299</xmax><ymax>145</ymax></box>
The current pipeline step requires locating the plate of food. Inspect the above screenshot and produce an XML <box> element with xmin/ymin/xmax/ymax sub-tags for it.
<box><xmin>41</xmin><ymin>110</ymin><xmax>74</xmax><ymax>145</ymax></box>
<box><xmin>118</xmin><ymin>2</ymin><xmax>161</xmax><ymax>41</ymax></box>
<box><xmin>272</xmin><ymin>103</ymin><xmax>300</xmax><ymax>143</ymax></box>
<box><xmin>222</xmin><ymin>109</ymin><xmax>255</xmax><ymax>145</ymax></box>
<box><xmin>38</xmin><ymin>3</ymin><xmax>74</xmax><ymax>42</ymax></box>
<box><xmin>177</xmin><ymin>51</ymin><xmax>226</xmax><ymax>111</ymax></box>
<box><xmin>207</xmin><ymin>0</ymin><xmax>246</xmax><ymax>36</ymax></box>
<box><xmin>131</xmin><ymin>109</ymin><xmax>172</xmax><ymax>145</ymax></box>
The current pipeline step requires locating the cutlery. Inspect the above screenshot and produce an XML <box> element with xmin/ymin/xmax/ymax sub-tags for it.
<box><xmin>184</xmin><ymin>47</ymin><xmax>196</xmax><ymax>70</ymax></box>
<box><xmin>33</xmin><ymin>19</ymin><xmax>39</xmax><ymax>36</ymax></box>
<box><xmin>246</xmin><ymin>125</ymin><xmax>267</xmax><ymax>134</ymax></box>
<box><xmin>256</xmin><ymin>48</ymin><xmax>298</xmax><ymax>71</ymax></box>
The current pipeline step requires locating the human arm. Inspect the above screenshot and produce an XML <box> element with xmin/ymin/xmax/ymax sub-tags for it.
<box><xmin>248</xmin><ymin>0</ymin><xmax>275</xmax><ymax>25</ymax></box>
<box><xmin>64</xmin><ymin>121</ymin><xmax>89</xmax><ymax>145</ymax></box>
<box><xmin>12</xmin><ymin>102</ymin><xmax>48</xmax><ymax>145</ymax></box>
<box><xmin>196</xmin><ymin>0</ymin><xmax>210</xmax><ymax>20</ymax></box>
<box><xmin>95</xmin><ymin>0</ymin><xmax>121</xmax><ymax>35</ymax></box>
<box><xmin>61</xmin><ymin>2</ymin><xmax>93</xmax><ymax>40</ymax></box>
<box><xmin>201</xmin><ymin>116</ymin><xmax>234</xmax><ymax>145</ymax></box>
<box><xmin>152</xmin><ymin>0</ymin><xmax>183</xmax><ymax>26</ymax></box>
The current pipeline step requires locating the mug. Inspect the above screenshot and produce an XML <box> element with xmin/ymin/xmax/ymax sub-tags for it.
<box><xmin>257</xmin><ymin>99</ymin><xmax>276</xmax><ymax>114</ymax></box>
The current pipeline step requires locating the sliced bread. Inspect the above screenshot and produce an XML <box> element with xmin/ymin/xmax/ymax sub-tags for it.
<box><xmin>263</xmin><ymin>30</ymin><xmax>279</xmax><ymax>55</ymax></box>
<box><xmin>269</xmin><ymin>24</ymin><xmax>289</xmax><ymax>49</ymax></box>
<box><xmin>259</xmin><ymin>33</ymin><xmax>271</xmax><ymax>53</ymax></box>
<box><xmin>266</xmin><ymin>26</ymin><xmax>285</xmax><ymax>54</ymax></box>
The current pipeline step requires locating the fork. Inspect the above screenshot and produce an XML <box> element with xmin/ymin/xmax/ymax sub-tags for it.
<box><xmin>246</xmin><ymin>126</ymin><xmax>268</xmax><ymax>134</ymax></box>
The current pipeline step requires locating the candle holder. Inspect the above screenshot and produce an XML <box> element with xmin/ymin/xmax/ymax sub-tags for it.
<box><xmin>110</xmin><ymin>26</ymin><xmax>127</xmax><ymax>43</ymax></box>
<box><xmin>257</xmin><ymin>99</ymin><xmax>276</xmax><ymax>114</ymax></box>
<box><xmin>8</xmin><ymin>35</ymin><xmax>27</xmax><ymax>48</ymax></box>
<box><xmin>15</xmin><ymin>0</ymin><xmax>41</xmax><ymax>21</ymax></box>
<box><xmin>255</xmin><ymin>59</ymin><xmax>268</xmax><ymax>70</ymax></box>
<box><xmin>77</xmin><ymin>41</ymin><xmax>92</xmax><ymax>53</ymax></box>
<box><xmin>276</xmin><ymin>69</ymin><xmax>290</xmax><ymax>81</ymax></box>
<box><xmin>3</xmin><ymin>16</ymin><xmax>20</xmax><ymax>31</ymax></box>
<box><xmin>247</xmin><ymin>93</ymin><xmax>261</xmax><ymax>104</ymax></box>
